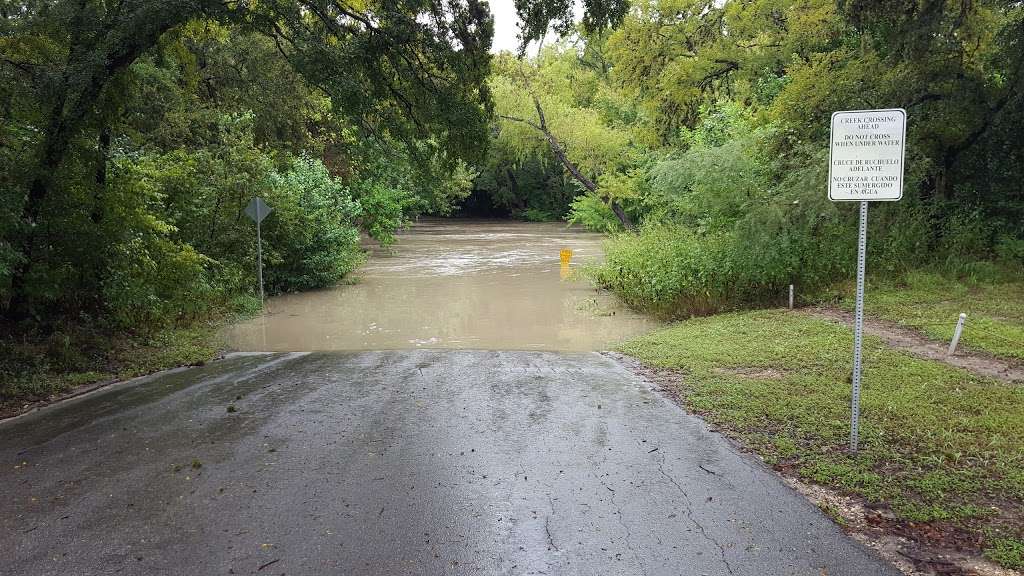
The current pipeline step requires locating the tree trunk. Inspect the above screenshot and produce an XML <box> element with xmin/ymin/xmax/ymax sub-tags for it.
<box><xmin>92</xmin><ymin>126</ymin><xmax>111</xmax><ymax>223</ymax></box>
<box><xmin>505</xmin><ymin>168</ymin><xmax>526</xmax><ymax>211</ymax></box>
<box><xmin>608</xmin><ymin>200</ymin><xmax>632</xmax><ymax>229</ymax></box>
<box><xmin>5</xmin><ymin>103</ymin><xmax>70</xmax><ymax>318</ymax></box>
<box><xmin>499</xmin><ymin>97</ymin><xmax>634</xmax><ymax>230</ymax></box>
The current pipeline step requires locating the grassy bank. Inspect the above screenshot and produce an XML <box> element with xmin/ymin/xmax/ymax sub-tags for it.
<box><xmin>621</xmin><ymin>309</ymin><xmax>1024</xmax><ymax>568</ymax></box>
<box><xmin>0</xmin><ymin>301</ymin><xmax>259</xmax><ymax>418</ymax></box>
<box><xmin>831</xmin><ymin>271</ymin><xmax>1024</xmax><ymax>362</ymax></box>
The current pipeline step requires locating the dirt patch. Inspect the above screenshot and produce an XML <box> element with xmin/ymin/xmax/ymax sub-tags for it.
<box><xmin>804</xmin><ymin>307</ymin><xmax>1024</xmax><ymax>384</ymax></box>
<box><xmin>609</xmin><ymin>351</ymin><xmax>1022</xmax><ymax>576</ymax></box>
<box><xmin>784</xmin><ymin>476</ymin><xmax>1019</xmax><ymax>576</ymax></box>
<box><xmin>712</xmin><ymin>366</ymin><xmax>788</xmax><ymax>379</ymax></box>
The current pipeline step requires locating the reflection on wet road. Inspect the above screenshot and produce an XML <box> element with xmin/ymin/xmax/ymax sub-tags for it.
<box><xmin>225</xmin><ymin>220</ymin><xmax>660</xmax><ymax>351</ymax></box>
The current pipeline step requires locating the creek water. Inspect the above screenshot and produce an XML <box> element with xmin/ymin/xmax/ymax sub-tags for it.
<box><xmin>223</xmin><ymin>219</ymin><xmax>660</xmax><ymax>351</ymax></box>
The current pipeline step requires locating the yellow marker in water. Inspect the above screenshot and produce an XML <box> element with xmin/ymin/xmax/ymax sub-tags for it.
<box><xmin>560</xmin><ymin>249</ymin><xmax>573</xmax><ymax>279</ymax></box>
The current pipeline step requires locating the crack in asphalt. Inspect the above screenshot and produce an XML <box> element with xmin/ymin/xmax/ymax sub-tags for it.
<box><xmin>544</xmin><ymin>515</ymin><xmax>559</xmax><ymax>552</ymax></box>
<box><xmin>605</xmin><ymin>478</ymin><xmax>649</xmax><ymax>576</ymax></box>
<box><xmin>655</xmin><ymin>454</ymin><xmax>736</xmax><ymax>576</ymax></box>
<box><xmin>544</xmin><ymin>494</ymin><xmax>562</xmax><ymax>554</ymax></box>
<box><xmin>582</xmin><ymin>441</ymin><xmax>648</xmax><ymax>575</ymax></box>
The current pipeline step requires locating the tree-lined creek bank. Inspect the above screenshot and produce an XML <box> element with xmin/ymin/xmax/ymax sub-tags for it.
<box><xmin>224</xmin><ymin>219</ymin><xmax>660</xmax><ymax>352</ymax></box>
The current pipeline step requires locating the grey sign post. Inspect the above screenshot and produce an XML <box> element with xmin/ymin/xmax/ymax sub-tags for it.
<box><xmin>828</xmin><ymin>109</ymin><xmax>906</xmax><ymax>452</ymax></box>
<box><xmin>244</xmin><ymin>197</ymin><xmax>273</xmax><ymax>305</ymax></box>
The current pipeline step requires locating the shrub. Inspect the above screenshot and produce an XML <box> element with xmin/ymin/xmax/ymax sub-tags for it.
<box><xmin>351</xmin><ymin>178</ymin><xmax>415</xmax><ymax>247</ymax></box>
<box><xmin>594</xmin><ymin>104</ymin><xmax>1024</xmax><ymax>318</ymax></box>
<box><xmin>593</xmin><ymin>226</ymin><xmax>734</xmax><ymax>316</ymax></box>
<box><xmin>102</xmin><ymin>150</ymin><xmax>229</xmax><ymax>330</ymax></box>
<box><xmin>104</xmin><ymin>236</ymin><xmax>222</xmax><ymax>330</ymax></box>
<box><xmin>567</xmin><ymin>193</ymin><xmax>622</xmax><ymax>233</ymax></box>
<box><xmin>101</xmin><ymin>125</ymin><xmax>365</xmax><ymax>329</ymax></box>
<box><xmin>262</xmin><ymin>157</ymin><xmax>364</xmax><ymax>292</ymax></box>
<box><xmin>593</xmin><ymin>123</ymin><xmax>853</xmax><ymax>316</ymax></box>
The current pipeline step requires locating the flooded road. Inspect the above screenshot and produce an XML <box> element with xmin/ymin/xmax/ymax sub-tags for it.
<box><xmin>224</xmin><ymin>220</ymin><xmax>660</xmax><ymax>351</ymax></box>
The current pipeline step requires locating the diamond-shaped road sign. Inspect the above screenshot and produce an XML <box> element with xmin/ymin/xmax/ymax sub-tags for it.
<box><xmin>244</xmin><ymin>197</ymin><xmax>273</xmax><ymax>224</ymax></box>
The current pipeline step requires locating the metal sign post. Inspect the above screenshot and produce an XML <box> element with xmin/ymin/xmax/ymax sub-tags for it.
<box><xmin>828</xmin><ymin>109</ymin><xmax>906</xmax><ymax>452</ymax></box>
<box><xmin>850</xmin><ymin>200</ymin><xmax>868</xmax><ymax>451</ymax></box>
<box><xmin>244</xmin><ymin>197</ymin><xmax>273</xmax><ymax>306</ymax></box>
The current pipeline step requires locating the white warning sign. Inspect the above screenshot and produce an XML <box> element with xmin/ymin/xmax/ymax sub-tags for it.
<box><xmin>828</xmin><ymin>109</ymin><xmax>906</xmax><ymax>202</ymax></box>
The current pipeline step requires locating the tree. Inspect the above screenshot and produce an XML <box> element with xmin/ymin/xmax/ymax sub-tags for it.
<box><xmin>513</xmin><ymin>0</ymin><xmax>629</xmax><ymax>49</ymax></box>
<box><xmin>1</xmin><ymin>0</ymin><xmax>494</xmax><ymax>319</ymax></box>
<box><xmin>491</xmin><ymin>48</ymin><xmax>639</xmax><ymax>228</ymax></box>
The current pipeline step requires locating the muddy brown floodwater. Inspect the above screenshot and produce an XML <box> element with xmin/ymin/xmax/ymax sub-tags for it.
<box><xmin>224</xmin><ymin>219</ymin><xmax>660</xmax><ymax>351</ymax></box>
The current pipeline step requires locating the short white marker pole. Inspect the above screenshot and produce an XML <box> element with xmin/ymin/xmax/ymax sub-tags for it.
<box><xmin>789</xmin><ymin>284</ymin><xmax>794</xmax><ymax>309</ymax></box>
<box><xmin>948</xmin><ymin>313</ymin><xmax>966</xmax><ymax>356</ymax></box>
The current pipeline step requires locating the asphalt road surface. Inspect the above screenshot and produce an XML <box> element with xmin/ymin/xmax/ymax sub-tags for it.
<box><xmin>1</xmin><ymin>351</ymin><xmax>900</xmax><ymax>575</ymax></box>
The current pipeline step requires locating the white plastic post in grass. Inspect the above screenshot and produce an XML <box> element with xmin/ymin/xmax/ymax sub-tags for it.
<box><xmin>789</xmin><ymin>284</ymin><xmax>794</xmax><ymax>309</ymax></box>
<box><xmin>948</xmin><ymin>313</ymin><xmax>967</xmax><ymax>356</ymax></box>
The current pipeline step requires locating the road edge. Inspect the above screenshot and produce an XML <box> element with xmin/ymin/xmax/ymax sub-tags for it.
<box><xmin>0</xmin><ymin>352</ymin><xmax>282</xmax><ymax>426</ymax></box>
<box><xmin>603</xmin><ymin>350</ymin><xmax>1020</xmax><ymax>576</ymax></box>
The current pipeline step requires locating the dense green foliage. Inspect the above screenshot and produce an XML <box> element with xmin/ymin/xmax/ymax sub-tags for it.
<box><xmin>468</xmin><ymin>148</ymin><xmax>577</xmax><ymax>219</ymax></box>
<box><xmin>488</xmin><ymin>0</ymin><xmax>1024</xmax><ymax>315</ymax></box>
<box><xmin>2</xmin><ymin>1</ymin><xmax>1021</xmax><ymax>376</ymax></box>
<box><xmin>1</xmin><ymin>3</ymin><xmax>490</xmax><ymax>328</ymax></box>
<box><xmin>488</xmin><ymin>45</ymin><xmax>641</xmax><ymax>226</ymax></box>
<box><xmin>1</xmin><ymin>1</ymin><xmax>490</xmax><ymax>395</ymax></box>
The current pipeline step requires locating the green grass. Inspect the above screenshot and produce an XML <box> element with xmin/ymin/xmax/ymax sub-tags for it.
<box><xmin>833</xmin><ymin>271</ymin><xmax>1024</xmax><ymax>361</ymax></box>
<box><xmin>1</xmin><ymin>324</ymin><xmax>224</xmax><ymax>413</ymax></box>
<box><xmin>621</xmin><ymin>309</ymin><xmax>1024</xmax><ymax>565</ymax></box>
<box><xmin>985</xmin><ymin>537</ymin><xmax>1024</xmax><ymax>569</ymax></box>
<box><xmin>0</xmin><ymin>294</ymin><xmax>263</xmax><ymax>414</ymax></box>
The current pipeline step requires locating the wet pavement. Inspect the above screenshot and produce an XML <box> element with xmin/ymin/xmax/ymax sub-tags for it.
<box><xmin>1</xmin><ymin>351</ymin><xmax>899</xmax><ymax>575</ymax></box>
<box><xmin>224</xmin><ymin>220</ymin><xmax>660</xmax><ymax>352</ymax></box>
